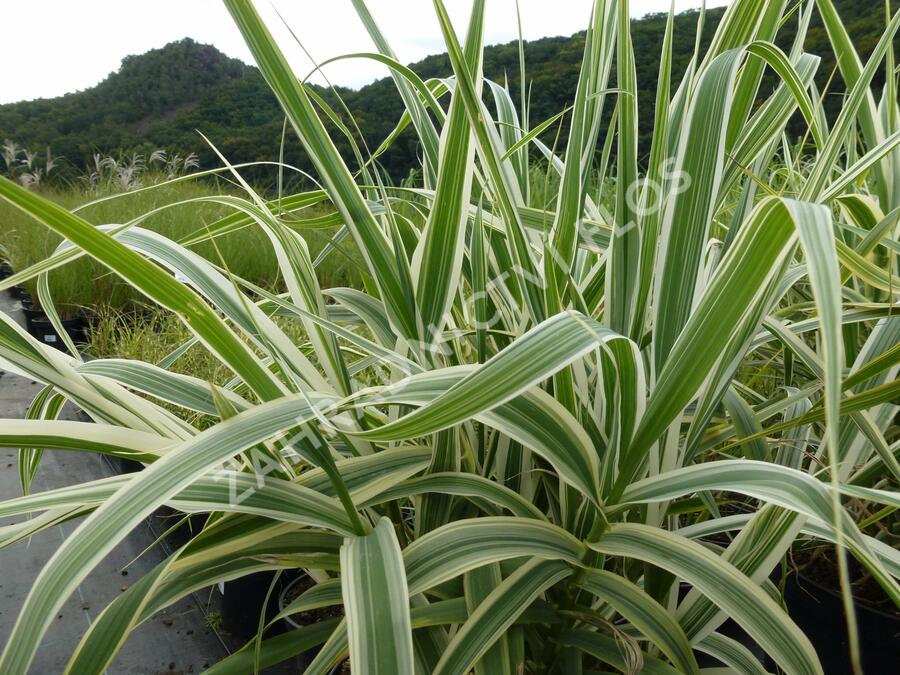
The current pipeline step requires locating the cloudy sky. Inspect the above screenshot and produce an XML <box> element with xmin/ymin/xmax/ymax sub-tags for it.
<box><xmin>0</xmin><ymin>0</ymin><xmax>728</xmax><ymax>105</ymax></box>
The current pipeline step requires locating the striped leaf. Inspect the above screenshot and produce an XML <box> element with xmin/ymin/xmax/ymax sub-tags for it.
<box><xmin>588</xmin><ymin>524</ymin><xmax>823</xmax><ymax>675</ymax></box>
<box><xmin>341</xmin><ymin>518</ymin><xmax>414</xmax><ymax>674</ymax></box>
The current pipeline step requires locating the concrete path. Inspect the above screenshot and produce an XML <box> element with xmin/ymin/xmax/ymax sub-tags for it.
<box><xmin>0</xmin><ymin>291</ymin><xmax>231</xmax><ymax>674</ymax></box>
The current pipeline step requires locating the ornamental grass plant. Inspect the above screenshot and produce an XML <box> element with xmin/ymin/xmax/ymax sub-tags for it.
<box><xmin>0</xmin><ymin>0</ymin><xmax>898</xmax><ymax>673</ymax></box>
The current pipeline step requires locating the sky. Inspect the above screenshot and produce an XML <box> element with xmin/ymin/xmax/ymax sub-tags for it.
<box><xmin>0</xmin><ymin>0</ymin><xmax>729</xmax><ymax>105</ymax></box>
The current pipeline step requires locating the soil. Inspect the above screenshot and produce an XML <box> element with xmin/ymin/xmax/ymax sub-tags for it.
<box><xmin>790</xmin><ymin>545</ymin><xmax>899</xmax><ymax>616</ymax></box>
<box><xmin>281</xmin><ymin>574</ymin><xmax>344</xmax><ymax>625</ymax></box>
<box><xmin>332</xmin><ymin>660</ymin><xmax>351</xmax><ymax>674</ymax></box>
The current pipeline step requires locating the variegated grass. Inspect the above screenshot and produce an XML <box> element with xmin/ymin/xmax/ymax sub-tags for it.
<box><xmin>0</xmin><ymin>1</ymin><xmax>897</xmax><ymax>674</ymax></box>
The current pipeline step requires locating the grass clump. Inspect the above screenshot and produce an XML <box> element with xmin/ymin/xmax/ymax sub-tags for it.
<box><xmin>0</xmin><ymin>1</ymin><xmax>897</xmax><ymax>674</ymax></box>
<box><xmin>0</xmin><ymin>177</ymin><xmax>277</xmax><ymax>315</ymax></box>
<box><xmin>0</xmin><ymin>174</ymin><xmax>362</xmax><ymax>316</ymax></box>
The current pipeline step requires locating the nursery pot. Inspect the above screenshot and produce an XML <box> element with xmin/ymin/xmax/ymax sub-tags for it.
<box><xmin>279</xmin><ymin>573</ymin><xmax>344</xmax><ymax>669</ymax></box>
<box><xmin>222</xmin><ymin>571</ymin><xmax>284</xmax><ymax>639</ymax></box>
<box><xmin>25</xmin><ymin>312</ymin><xmax>88</xmax><ymax>349</ymax></box>
<box><xmin>779</xmin><ymin>570</ymin><xmax>900</xmax><ymax>674</ymax></box>
<box><xmin>149</xmin><ymin>506</ymin><xmax>208</xmax><ymax>549</ymax></box>
<box><xmin>9</xmin><ymin>284</ymin><xmax>30</xmax><ymax>301</ymax></box>
<box><xmin>280</xmin><ymin>572</ymin><xmax>318</xmax><ymax>633</ymax></box>
<box><xmin>110</xmin><ymin>454</ymin><xmax>144</xmax><ymax>474</ymax></box>
<box><xmin>117</xmin><ymin>457</ymin><xmax>144</xmax><ymax>473</ymax></box>
<box><xmin>21</xmin><ymin>303</ymin><xmax>44</xmax><ymax>331</ymax></box>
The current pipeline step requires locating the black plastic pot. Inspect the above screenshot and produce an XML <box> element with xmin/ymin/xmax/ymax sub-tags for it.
<box><xmin>779</xmin><ymin>571</ymin><xmax>900</xmax><ymax>674</ymax></box>
<box><xmin>279</xmin><ymin>573</ymin><xmax>310</xmax><ymax>632</ymax></box>
<box><xmin>279</xmin><ymin>572</ymin><xmax>330</xmax><ymax>669</ymax></box>
<box><xmin>24</xmin><ymin>312</ymin><xmax>88</xmax><ymax>349</ymax></box>
<box><xmin>9</xmin><ymin>284</ymin><xmax>30</xmax><ymax>301</ymax></box>
<box><xmin>149</xmin><ymin>506</ymin><xmax>208</xmax><ymax>549</ymax></box>
<box><xmin>222</xmin><ymin>571</ymin><xmax>285</xmax><ymax>639</ymax></box>
<box><xmin>20</xmin><ymin>303</ymin><xmax>44</xmax><ymax>327</ymax></box>
<box><xmin>113</xmin><ymin>456</ymin><xmax>144</xmax><ymax>473</ymax></box>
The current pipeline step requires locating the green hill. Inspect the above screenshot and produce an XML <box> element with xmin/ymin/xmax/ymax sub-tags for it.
<box><xmin>0</xmin><ymin>1</ymin><xmax>893</xmax><ymax>181</ymax></box>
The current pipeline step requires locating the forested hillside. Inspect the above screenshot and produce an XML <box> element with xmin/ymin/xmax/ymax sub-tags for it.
<box><xmin>0</xmin><ymin>0</ymin><xmax>892</xmax><ymax>181</ymax></box>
